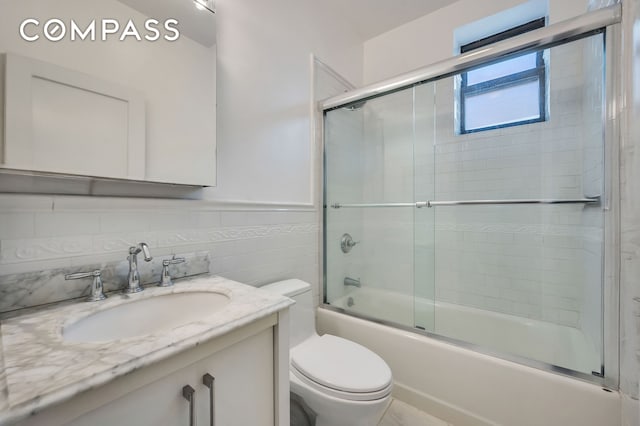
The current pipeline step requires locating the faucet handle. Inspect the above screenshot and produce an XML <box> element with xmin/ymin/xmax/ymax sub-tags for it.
<box><xmin>65</xmin><ymin>270</ymin><xmax>100</xmax><ymax>280</ymax></box>
<box><xmin>65</xmin><ymin>270</ymin><xmax>106</xmax><ymax>302</ymax></box>
<box><xmin>341</xmin><ymin>233</ymin><xmax>359</xmax><ymax>253</ymax></box>
<box><xmin>162</xmin><ymin>255</ymin><xmax>186</xmax><ymax>266</ymax></box>
<box><xmin>159</xmin><ymin>256</ymin><xmax>186</xmax><ymax>287</ymax></box>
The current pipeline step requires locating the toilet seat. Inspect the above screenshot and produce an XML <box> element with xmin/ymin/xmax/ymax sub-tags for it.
<box><xmin>291</xmin><ymin>334</ymin><xmax>393</xmax><ymax>401</ymax></box>
<box><xmin>291</xmin><ymin>365</ymin><xmax>392</xmax><ymax>401</ymax></box>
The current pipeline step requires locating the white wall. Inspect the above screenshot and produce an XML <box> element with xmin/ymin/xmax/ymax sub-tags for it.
<box><xmin>363</xmin><ymin>0</ymin><xmax>591</xmax><ymax>84</ymax></box>
<box><xmin>206</xmin><ymin>0</ymin><xmax>363</xmax><ymax>204</ymax></box>
<box><xmin>364</xmin><ymin>0</ymin><xmax>528</xmax><ymax>84</ymax></box>
<box><xmin>620</xmin><ymin>0</ymin><xmax>640</xmax><ymax>422</ymax></box>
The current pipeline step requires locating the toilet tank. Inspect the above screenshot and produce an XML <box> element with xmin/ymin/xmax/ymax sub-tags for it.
<box><xmin>261</xmin><ymin>279</ymin><xmax>317</xmax><ymax>348</ymax></box>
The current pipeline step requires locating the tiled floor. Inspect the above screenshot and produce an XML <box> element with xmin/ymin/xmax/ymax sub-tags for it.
<box><xmin>378</xmin><ymin>399</ymin><xmax>453</xmax><ymax>426</ymax></box>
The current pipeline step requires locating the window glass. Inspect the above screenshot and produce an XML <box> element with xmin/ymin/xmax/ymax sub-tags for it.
<box><xmin>464</xmin><ymin>80</ymin><xmax>541</xmax><ymax>131</ymax></box>
<box><xmin>459</xmin><ymin>18</ymin><xmax>546</xmax><ymax>134</ymax></box>
<box><xmin>466</xmin><ymin>53</ymin><xmax>538</xmax><ymax>85</ymax></box>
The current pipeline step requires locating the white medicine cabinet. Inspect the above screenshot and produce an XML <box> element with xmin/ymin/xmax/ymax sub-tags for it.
<box><xmin>2</xmin><ymin>53</ymin><xmax>147</xmax><ymax>181</ymax></box>
<box><xmin>0</xmin><ymin>0</ymin><xmax>217</xmax><ymax>189</ymax></box>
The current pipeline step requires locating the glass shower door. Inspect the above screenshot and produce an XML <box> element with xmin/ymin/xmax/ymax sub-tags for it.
<box><xmin>324</xmin><ymin>26</ymin><xmax>607</xmax><ymax>380</ymax></box>
<box><xmin>324</xmin><ymin>86</ymin><xmax>435</xmax><ymax>330</ymax></box>
<box><xmin>414</xmin><ymin>82</ymin><xmax>436</xmax><ymax>332</ymax></box>
<box><xmin>422</xmin><ymin>33</ymin><xmax>605</xmax><ymax>376</ymax></box>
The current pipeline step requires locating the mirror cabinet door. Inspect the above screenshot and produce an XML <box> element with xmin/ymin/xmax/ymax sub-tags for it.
<box><xmin>0</xmin><ymin>0</ymin><xmax>216</xmax><ymax>187</ymax></box>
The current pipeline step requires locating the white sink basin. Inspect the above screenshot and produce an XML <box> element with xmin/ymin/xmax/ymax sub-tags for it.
<box><xmin>63</xmin><ymin>291</ymin><xmax>231</xmax><ymax>343</ymax></box>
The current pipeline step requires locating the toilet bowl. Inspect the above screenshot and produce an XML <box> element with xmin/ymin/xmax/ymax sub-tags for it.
<box><xmin>262</xmin><ymin>279</ymin><xmax>392</xmax><ymax>426</ymax></box>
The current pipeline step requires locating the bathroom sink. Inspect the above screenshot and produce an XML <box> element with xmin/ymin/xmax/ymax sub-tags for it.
<box><xmin>63</xmin><ymin>291</ymin><xmax>231</xmax><ymax>343</ymax></box>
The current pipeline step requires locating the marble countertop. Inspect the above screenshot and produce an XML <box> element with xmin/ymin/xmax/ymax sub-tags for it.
<box><xmin>0</xmin><ymin>275</ymin><xmax>293</xmax><ymax>425</ymax></box>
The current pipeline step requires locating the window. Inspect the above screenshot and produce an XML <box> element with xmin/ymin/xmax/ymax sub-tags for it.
<box><xmin>459</xmin><ymin>18</ymin><xmax>547</xmax><ymax>134</ymax></box>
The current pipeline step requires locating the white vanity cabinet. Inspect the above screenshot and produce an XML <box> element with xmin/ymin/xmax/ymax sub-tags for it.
<box><xmin>68</xmin><ymin>327</ymin><xmax>273</xmax><ymax>426</ymax></box>
<box><xmin>15</xmin><ymin>314</ymin><xmax>286</xmax><ymax>426</ymax></box>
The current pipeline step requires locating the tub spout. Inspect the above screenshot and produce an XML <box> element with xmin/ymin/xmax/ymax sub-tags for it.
<box><xmin>344</xmin><ymin>277</ymin><xmax>361</xmax><ymax>288</ymax></box>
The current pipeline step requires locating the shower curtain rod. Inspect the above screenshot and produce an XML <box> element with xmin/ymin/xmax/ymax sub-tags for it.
<box><xmin>330</xmin><ymin>197</ymin><xmax>601</xmax><ymax>209</ymax></box>
<box><xmin>321</xmin><ymin>4</ymin><xmax>621</xmax><ymax>111</ymax></box>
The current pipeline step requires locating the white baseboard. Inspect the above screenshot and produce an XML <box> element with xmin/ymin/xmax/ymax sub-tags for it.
<box><xmin>392</xmin><ymin>381</ymin><xmax>497</xmax><ymax>426</ymax></box>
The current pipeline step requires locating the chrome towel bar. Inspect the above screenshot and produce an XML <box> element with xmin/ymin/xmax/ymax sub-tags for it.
<box><xmin>330</xmin><ymin>196</ymin><xmax>601</xmax><ymax>209</ymax></box>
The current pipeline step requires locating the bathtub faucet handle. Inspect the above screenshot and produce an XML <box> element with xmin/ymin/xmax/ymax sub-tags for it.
<box><xmin>341</xmin><ymin>233</ymin><xmax>359</xmax><ymax>253</ymax></box>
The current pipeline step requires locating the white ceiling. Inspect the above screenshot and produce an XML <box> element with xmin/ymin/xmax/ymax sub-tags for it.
<box><xmin>119</xmin><ymin>0</ymin><xmax>216</xmax><ymax>47</ymax></box>
<box><xmin>325</xmin><ymin>0</ymin><xmax>460</xmax><ymax>40</ymax></box>
<box><xmin>117</xmin><ymin>0</ymin><xmax>458</xmax><ymax>48</ymax></box>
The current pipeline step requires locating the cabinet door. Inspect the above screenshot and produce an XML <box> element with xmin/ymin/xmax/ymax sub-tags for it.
<box><xmin>195</xmin><ymin>327</ymin><xmax>274</xmax><ymax>426</ymax></box>
<box><xmin>3</xmin><ymin>53</ymin><xmax>146</xmax><ymax>181</ymax></box>
<box><xmin>65</xmin><ymin>328</ymin><xmax>274</xmax><ymax>426</ymax></box>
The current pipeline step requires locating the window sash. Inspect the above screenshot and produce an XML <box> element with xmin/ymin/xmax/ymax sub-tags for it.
<box><xmin>459</xmin><ymin>18</ymin><xmax>546</xmax><ymax>134</ymax></box>
<box><xmin>460</xmin><ymin>18</ymin><xmax>547</xmax><ymax>54</ymax></box>
<box><xmin>464</xmin><ymin>78</ymin><xmax>543</xmax><ymax>133</ymax></box>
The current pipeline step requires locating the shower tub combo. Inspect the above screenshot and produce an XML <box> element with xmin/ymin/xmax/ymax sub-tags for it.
<box><xmin>320</xmin><ymin>4</ymin><xmax>621</xmax><ymax>426</ymax></box>
<box><xmin>331</xmin><ymin>287</ymin><xmax>599</xmax><ymax>374</ymax></box>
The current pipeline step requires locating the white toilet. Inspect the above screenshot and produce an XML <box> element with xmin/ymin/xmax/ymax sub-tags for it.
<box><xmin>262</xmin><ymin>279</ymin><xmax>392</xmax><ymax>426</ymax></box>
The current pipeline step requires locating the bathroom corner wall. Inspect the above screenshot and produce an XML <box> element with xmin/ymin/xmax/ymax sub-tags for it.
<box><xmin>620</xmin><ymin>0</ymin><xmax>640</xmax><ymax>423</ymax></box>
<box><xmin>207</xmin><ymin>0</ymin><xmax>363</xmax><ymax>205</ymax></box>
<box><xmin>363</xmin><ymin>0</ymin><xmax>593</xmax><ymax>85</ymax></box>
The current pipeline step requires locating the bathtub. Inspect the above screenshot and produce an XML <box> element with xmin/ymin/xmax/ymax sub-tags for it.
<box><xmin>330</xmin><ymin>287</ymin><xmax>599</xmax><ymax>374</ymax></box>
<box><xmin>319</xmin><ymin>288</ymin><xmax>620</xmax><ymax>426</ymax></box>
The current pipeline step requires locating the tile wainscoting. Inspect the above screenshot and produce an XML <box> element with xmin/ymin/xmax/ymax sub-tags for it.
<box><xmin>0</xmin><ymin>194</ymin><xmax>320</xmax><ymax>314</ymax></box>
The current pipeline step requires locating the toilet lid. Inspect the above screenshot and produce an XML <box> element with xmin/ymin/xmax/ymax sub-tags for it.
<box><xmin>291</xmin><ymin>334</ymin><xmax>392</xmax><ymax>393</ymax></box>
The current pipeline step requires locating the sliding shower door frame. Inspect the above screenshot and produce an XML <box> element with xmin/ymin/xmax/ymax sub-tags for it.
<box><xmin>602</xmin><ymin>22</ymin><xmax>621</xmax><ymax>391</ymax></box>
<box><xmin>320</xmin><ymin>5</ymin><xmax>622</xmax><ymax>389</ymax></box>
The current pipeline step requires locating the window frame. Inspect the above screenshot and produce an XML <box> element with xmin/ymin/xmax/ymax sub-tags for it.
<box><xmin>459</xmin><ymin>17</ymin><xmax>547</xmax><ymax>134</ymax></box>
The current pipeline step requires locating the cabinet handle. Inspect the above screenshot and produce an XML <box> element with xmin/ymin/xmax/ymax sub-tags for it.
<box><xmin>182</xmin><ymin>384</ymin><xmax>196</xmax><ymax>426</ymax></box>
<box><xmin>202</xmin><ymin>373</ymin><xmax>215</xmax><ymax>426</ymax></box>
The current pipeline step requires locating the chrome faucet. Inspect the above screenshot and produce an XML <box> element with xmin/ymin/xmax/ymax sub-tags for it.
<box><xmin>126</xmin><ymin>243</ymin><xmax>152</xmax><ymax>293</ymax></box>
<box><xmin>344</xmin><ymin>277</ymin><xmax>361</xmax><ymax>288</ymax></box>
